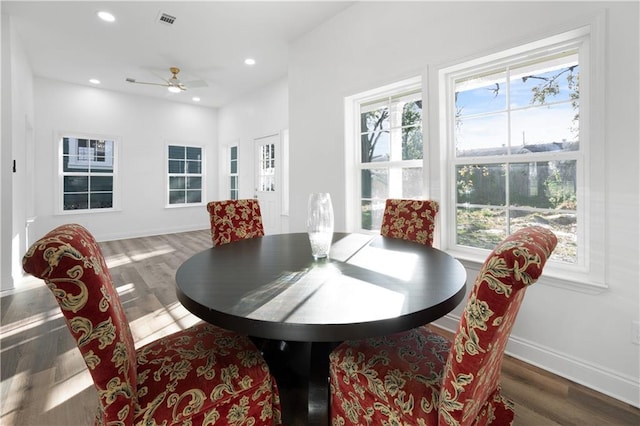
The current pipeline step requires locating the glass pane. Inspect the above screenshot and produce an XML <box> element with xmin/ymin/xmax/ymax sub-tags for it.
<box><xmin>456</xmin><ymin>113</ymin><xmax>508</xmax><ymax>156</ymax></box>
<box><xmin>230</xmin><ymin>160</ymin><xmax>237</xmax><ymax>174</ymax></box>
<box><xmin>186</xmin><ymin>147</ymin><xmax>201</xmax><ymax>160</ymax></box>
<box><xmin>360</xmin><ymin>106</ymin><xmax>389</xmax><ymax>132</ymax></box>
<box><xmin>169</xmin><ymin>190</ymin><xmax>185</xmax><ymax>204</ymax></box>
<box><xmin>402</xmin><ymin>168</ymin><xmax>423</xmax><ymax>198</ymax></box>
<box><xmin>64</xmin><ymin>176</ymin><xmax>88</xmax><ymax>192</ymax></box>
<box><xmin>456</xmin><ymin>163</ymin><xmax>506</xmax><ymax>206</ymax></box>
<box><xmin>85</xmin><ymin>140</ymin><xmax>113</xmax><ymax>172</ymax></box>
<box><xmin>186</xmin><ymin>160</ymin><xmax>201</xmax><ymax>174</ymax></box>
<box><xmin>64</xmin><ymin>193</ymin><xmax>88</xmax><ymax>210</ymax></box>
<box><xmin>186</xmin><ymin>190</ymin><xmax>201</xmax><ymax>203</ymax></box>
<box><xmin>187</xmin><ymin>177</ymin><xmax>202</xmax><ymax>189</ymax></box>
<box><xmin>90</xmin><ymin>193</ymin><xmax>113</xmax><ymax>209</ymax></box>
<box><xmin>402</xmin><ymin>125</ymin><xmax>423</xmax><ymax>160</ymax></box>
<box><xmin>230</xmin><ymin>189</ymin><xmax>238</xmax><ymax>200</ymax></box>
<box><xmin>168</xmin><ymin>145</ymin><xmax>185</xmax><ymax>159</ymax></box>
<box><xmin>456</xmin><ymin>207</ymin><xmax>506</xmax><ymax>249</ymax></box>
<box><xmin>361</xmin><ymin>169</ymin><xmax>388</xmax><ymax>199</ymax></box>
<box><xmin>230</xmin><ymin>146</ymin><xmax>237</xmax><ymax>160</ymax></box>
<box><xmin>401</xmin><ymin>100</ymin><xmax>422</xmax><ymax>126</ymax></box>
<box><xmin>509</xmin><ymin>161</ymin><xmax>576</xmax><ymax>210</ymax></box>
<box><xmin>456</xmin><ymin>71</ymin><xmax>507</xmax><ymax>116</ymax></box>
<box><xmin>511</xmin><ymin>103</ymin><xmax>578</xmax><ymax>149</ymax></box>
<box><xmin>361</xmin><ymin>131</ymin><xmax>390</xmax><ymax>163</ymax></box>
<box><xmin>168</xmin><ymin>160</ymin><xmax>184</xmax><ymax>173</ymax></box>
<box><xmin>361</xmin><ymin>199</ymin><xmax>385</xmax><ymax>231</ymax></box>
<box><xmin>511</xmin><ymin>63</ymin><xmax>579</xmax><ymax>107</ymax></box>
<box><xmin>90</xmin><ymin>176</ymin><xmax>113</xmax><ymax>192</ymax></box>
<box><xmin>230</xmin><ymin>176</ymin><xmax>238</xmax><ymax>190</ymax></box>
<box><xmin>169</xmin><ymin>176</ymin><xmax>185</xmax><ymax>190</ymax></box>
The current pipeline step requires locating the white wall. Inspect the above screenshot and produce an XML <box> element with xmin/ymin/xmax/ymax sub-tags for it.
<box><xmin>218</xmin><ymin>77</ymin><xmax>289</xmax><ymax>230</ymax></box>
<box><xmin>289</xmin><ymin>1</ymin><xmax>639</xmax><ymax>406</ymax></box>
<box><xmin>32</xmin><ymin>78</ymin><xmax>218</xmax><ymax>243</ymax></box>
<box><xmin>1</xmin><ymin>13</ymin><xmax>35</xmax><ymax>291</ymax></box>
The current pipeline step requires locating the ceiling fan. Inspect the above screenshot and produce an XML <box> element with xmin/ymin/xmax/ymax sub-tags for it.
<box><xmin>125</xmin><ymin>67</ymin><xmax>207</xmax><ymax>93</ymax></box>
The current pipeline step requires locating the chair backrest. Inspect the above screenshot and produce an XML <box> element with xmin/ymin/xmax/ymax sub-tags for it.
<box><xmin>207</xmin><ymin>199</ymin><xmax>265</xmax><ymax>246</ymax></box>
<box><xmin>438</xmin><ymin>226</ymin><xmax>557</xmax><ymax>425</ymax></box>
<box><xmin>22</xmin><ymin>224</ymin><xmax>137</xmax><ymax>424</ymax></box>
<box><xmin>380</xmin><ymin>199</ymin><xmax>439</xmax><ymax>246</ymax></box>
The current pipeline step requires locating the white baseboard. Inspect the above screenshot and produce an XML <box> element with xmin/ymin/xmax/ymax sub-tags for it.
<box><xmin>432</xmin><ymin>314</ymin><xmax>640</xmax><ymax>409</ymax></box>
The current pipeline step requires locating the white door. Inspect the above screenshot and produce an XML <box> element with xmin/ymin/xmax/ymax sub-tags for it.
<box><xmin>254</xmin><ymin>134</ymin><xmax>282</xmax><ymax>234</ymax></box>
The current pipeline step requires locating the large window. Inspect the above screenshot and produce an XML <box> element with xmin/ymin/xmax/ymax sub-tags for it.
<box><xmin>167</xmin><ymin>144</ymin><xmax>203</xmax><ymax>205</ymax></box>
<box><xmin>352</xmin><ymin>78</ymin><xmax>424</xmax><ymax>231</ymax></box>
<box><xmin>60</xmin><ymin>136</ymin><xmax>116</xmax><ymax>212</ymax></box>
<box><xmin>440</xmin><ymin>25</ymin><xmax>605</xmax><ymax>288</ymax></box>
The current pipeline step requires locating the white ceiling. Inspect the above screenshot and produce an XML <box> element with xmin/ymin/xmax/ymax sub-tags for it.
<box><xmin>4</xmin><ymin>1</ymin><xmax>354</xmax><ymax>108</ymax></box>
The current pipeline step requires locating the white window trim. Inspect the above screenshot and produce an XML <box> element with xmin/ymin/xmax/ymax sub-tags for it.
<box><xmin>344</xmin><ymin>75</ymin><xmax>425</xmax><ymax>233</ymax></box>
<box><xmin>165</xmin><ymin>142</ymin><xmax>206</xmax><ymax>208</ymax></box>
<box><xmin>437</xmin><ymin>19</ymin><xmax>606</xmax><ymax>293</ymax></box>
<box><xmin>56</xmin><ymin>131</ymin><xmax>121</xmax><ymax>215</ymax></box>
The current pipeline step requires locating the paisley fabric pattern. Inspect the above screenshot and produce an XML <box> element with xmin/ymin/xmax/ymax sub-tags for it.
<box><xmin>380</xmin><ymin>199</ymin><xmax>439</xmax><ymax>246</ymax></box>
<box><xmin>23</xmin><ymin>224</ymin><xmax>282</xmax><ymax>426</ymax></box>
<box><xmin>207</xmin><ymin>199</ymin><xmax>265</xmax><ymax>247</ymax></box>
<box><xmin>330</xmin><ymin>226</ymin><xmax>557</xmax><ymax>426</ymax></box>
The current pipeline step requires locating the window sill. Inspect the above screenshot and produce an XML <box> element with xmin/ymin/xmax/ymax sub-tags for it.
<box><xmin>165</xmin><ymin>203</ymin><xmax>206</xmax><ymax>209</ymax></box>
<box><xmin>57</xmin><ymin>208</ymin><xmax>121</xmax><ymax>215</ymax></box>
<box><xmin>448</xmin><ymin>249</ymin><xmax>608</xmax><ymax>295</ymax></box>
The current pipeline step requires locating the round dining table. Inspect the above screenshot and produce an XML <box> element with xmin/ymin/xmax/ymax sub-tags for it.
<box><xmin>176</xmin><ymin>232</ymin><xmax>467</xmax><ymax>425</ymax></box>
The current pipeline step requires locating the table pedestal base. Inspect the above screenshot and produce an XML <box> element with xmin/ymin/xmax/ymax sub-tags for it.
<box><xmin>260</xmin><ymin>340</ymin><xmax>339</xmax><ymax>425</ymax></box>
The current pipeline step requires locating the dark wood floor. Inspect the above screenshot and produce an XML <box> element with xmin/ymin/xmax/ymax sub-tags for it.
<box><xmin>1</xmin><ymin>229</ymin><xmax>638</xmax><ymax>425</ymax></box>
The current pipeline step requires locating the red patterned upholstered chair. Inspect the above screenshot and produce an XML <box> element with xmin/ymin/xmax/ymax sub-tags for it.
<box><xmin>380</xmin><ymin>199</ymin><xmax>439</xmax><ymax>246</ymax></box>
<box><xmin>329</xmin><ymin>226</ymin><xmax>557</xmax><ymax>425</ymax></box>
<box><xmin>23</xmin><ymin>224</ymin><xmax>282</xmax><ymax>426</ymax></box>
<box><xmin>207</xmin><ymin>199</ymin><xmax>265</xmax><ymax>247</ymax></box>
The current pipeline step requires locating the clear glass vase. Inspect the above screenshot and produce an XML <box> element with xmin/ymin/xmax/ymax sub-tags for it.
<box><xmin>307</xmin><ymin>193</ymin><xmax>334</xmax><ymax>259</ymax></box>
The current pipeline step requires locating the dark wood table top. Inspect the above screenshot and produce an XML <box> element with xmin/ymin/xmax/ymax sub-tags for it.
<box><xmin>176</xmin><ymin>232</ymin><xmax>467</xmax><ymax>342</ymax></box>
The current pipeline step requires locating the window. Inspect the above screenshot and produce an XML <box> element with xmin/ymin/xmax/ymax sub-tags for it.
<box><xmin>440</xmin><ymin>25</ymin><xmax>605</xmax><ymax>288</ymax></box>
<box><xmin>60</xmin><ymin>136</ymin><xmax>116</xmax><ymax>211</ymax></box>
<box><xmin>257</xmin><ymin>143</ymin><xmax>276</xmax><ymax>192</ymax></box>
<box><xmin>229</xmin><ymin>145</ymin><xmax>238</xmax><ymax>200</ymax></box>
<box><xmin>167</xmin><ymin>144</ymin><xmax>203</xmax><ymax>205</ymax></box>
<box><xmin>349</xmin><ymin>78</ymin><xmax>424</xmax><ymax>231</ymax></box>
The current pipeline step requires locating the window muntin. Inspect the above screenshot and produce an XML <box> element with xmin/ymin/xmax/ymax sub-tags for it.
<box><xmin>446</xmin><ymin>39</ymin><xmax>584</xmax><ymax>268</ymax></box>
<box><xmin>168</xmin><ymin>145</ymin><xmax>203</xmax><ymax>205</ymax></box>
<box><xmin>358</xmin><ymin>87</ymin><xmax>423</xmax><ymax>231</ymax></box>
<box><xmin>61</xmin><ymin>137</ymin><xmax>115</xmax><ymax>211</ymax></box>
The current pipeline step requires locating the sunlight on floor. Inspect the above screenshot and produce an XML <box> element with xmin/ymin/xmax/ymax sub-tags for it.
<box><xmin>44</xmin><ymin>355</ymin><xmax>93</xmax><ymax>411</ymax></box>
<box><xmin>0</xmin><ymin>308</ymin><xmax>62</xmax><ymax>341</ymax></box>
<box><xmin>104</xmin><ymin>246</ymin><xmax>175</xmax><ymax>268</ymax></box>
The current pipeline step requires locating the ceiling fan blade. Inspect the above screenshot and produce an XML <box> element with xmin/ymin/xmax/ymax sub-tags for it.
<box><xmin>126</xmin><ymin>78</ymin><xmax>169</xmax><ymax>87</ymax></box>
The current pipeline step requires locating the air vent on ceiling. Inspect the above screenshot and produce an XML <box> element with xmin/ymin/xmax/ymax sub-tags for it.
<box><xmin>157</xmin><ymin>12</ymin><xmax>176</xmax><ymax>26</ymax></box>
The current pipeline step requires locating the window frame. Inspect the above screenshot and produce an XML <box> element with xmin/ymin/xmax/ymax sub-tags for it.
<box><xmin>166</xmin><ymin>143</ymin><xmax>205</xmax><ymax>208</ymax></box>
<box><xmin>345</xmin><ymin>76</ymin><xmax>426</xmax><ymax>233</ymax></box>
<box><xmin>57</xmin><ymin>132</ymin><xmax>119</xmax><ymax>214</ymax></box>
<box><xmin>438</xmin><ymin>23</ymin><xmax>606</xmax><ymax>291</ymax></box>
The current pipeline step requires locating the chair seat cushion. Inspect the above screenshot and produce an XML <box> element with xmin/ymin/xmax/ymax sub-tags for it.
<box><xmin>133</xmin><ymin>322</ymin><xmax>280</xmax><ymax>425</ymax></box>
<box><xmin>329</xmin><ymin>326</ymin><xmax>513</xmax><ymax>425</ymax></box>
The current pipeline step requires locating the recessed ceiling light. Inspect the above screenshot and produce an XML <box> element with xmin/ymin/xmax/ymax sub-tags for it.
<box><xmin>97</xmin><ymin>11</ymin><xmax>116</xmax><ymax>22</ymax></box>
<box><xmin>244</xmin><ymin>58</ymin><xmax>256</xmax><ymax>66</ymax></box>
<box><xmin>89</xmin><ymin>79</ymin><xmax>101</xmax><ymax>85</ymax></box>
<box><xmin>192</xmin><ymin>97</ymin><xmax>201</xmax><ymax>102</ymax></box>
